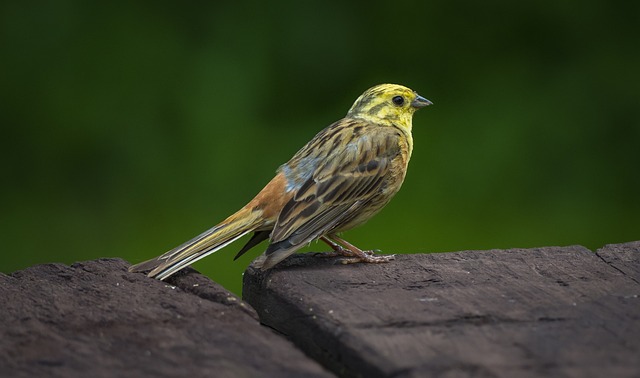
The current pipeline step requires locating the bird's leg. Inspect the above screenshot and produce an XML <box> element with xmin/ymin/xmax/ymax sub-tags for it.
<box><xmin>318</xmin><ymin>235</ymin><xmax>395</xmax><ymax>264</ymax></box>
<box><xmin>315</xmin><ymin>236</ymin><xmax>356</xmax><ymax>257</ymax></box>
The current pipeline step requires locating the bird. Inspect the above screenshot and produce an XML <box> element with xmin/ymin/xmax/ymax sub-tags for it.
<box><xmin>129</xmin><ymin>83</ymin><xmax>432</xmax><ymax>280</ymax></box>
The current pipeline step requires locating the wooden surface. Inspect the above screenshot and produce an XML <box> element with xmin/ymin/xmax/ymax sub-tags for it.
<box><xmin>243</xmin><ymin>242</ymin><xmax>640</xmax><ymax>378</ymax></box>
<box><xmin>0</xmin><ymin>259</ymin><xmax>331</xmax><ymax>378</ymax></box>
<box><xmin>2</xmin><ymin>242</ymin><xmax>638</xmax><ymax>377</ymax></box>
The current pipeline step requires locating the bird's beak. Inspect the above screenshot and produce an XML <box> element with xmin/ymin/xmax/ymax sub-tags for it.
<box><xmin>411</xmin><ymin>95</ymin><xmax>433</xmax><ymax>108</ymax></box>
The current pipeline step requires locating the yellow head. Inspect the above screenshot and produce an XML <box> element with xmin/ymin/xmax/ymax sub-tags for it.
<box><xmin>346</xmin><ymin>84</ymin><xmax>432</xmax><ymax>131</ymax></box>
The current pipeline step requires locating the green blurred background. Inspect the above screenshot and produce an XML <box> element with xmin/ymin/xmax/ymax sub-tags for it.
<box><xmin>2</xmin><ymin>2</ymin><xmax>639</xmax><ymax>295</ymax></box>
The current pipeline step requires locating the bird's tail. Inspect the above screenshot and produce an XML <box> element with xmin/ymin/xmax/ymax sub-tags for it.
<box><xmin>129</xmin><ymin>207</ymin><xmax>266</xmax><ymax>280</ymax></box>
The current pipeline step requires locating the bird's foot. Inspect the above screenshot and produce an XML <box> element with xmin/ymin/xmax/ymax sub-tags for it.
<box><xmin>313</xmin><ymin>243</ymin><xmax>357</xmax><ymax>258</ymax></box>
<box><xmin>339</xmin><ymin>252</ymin><xmax>396</xmax><ymax>265</ymax></box>
<box><xmin>319</xmin><ymin>236</ymin><xmax>394</xmax><ymax>265</ymax></box>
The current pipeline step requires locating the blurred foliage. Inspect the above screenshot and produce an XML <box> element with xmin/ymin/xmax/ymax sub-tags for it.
<box><xmin>1</xmin><ymin>1</ymin><xmax>639</xmax><ymax>295</ymax></box>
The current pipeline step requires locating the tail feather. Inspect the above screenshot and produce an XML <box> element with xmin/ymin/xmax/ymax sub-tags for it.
<box><xmin>129</xmin><ymin>207</ymin><xmax>265</xmax><ymax>280</ymax></box>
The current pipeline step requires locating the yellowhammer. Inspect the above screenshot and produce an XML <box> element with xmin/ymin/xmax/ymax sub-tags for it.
<box><xmin>130</xmin><ymin>84</ymin><xmax>432</xmax><ymax>280</ymax></box>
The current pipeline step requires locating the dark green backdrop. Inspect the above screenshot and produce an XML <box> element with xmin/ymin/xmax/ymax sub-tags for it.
<box><xmin>2</xmin><ymin>2</ymin><xmax>639</xmax><ymax>294</ymax></box>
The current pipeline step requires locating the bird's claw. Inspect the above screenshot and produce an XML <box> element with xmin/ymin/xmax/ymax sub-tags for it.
<box><xmin>339</xmin><ymin>253</ymin><xmax>395</xmax><ymax>265</ymax></box>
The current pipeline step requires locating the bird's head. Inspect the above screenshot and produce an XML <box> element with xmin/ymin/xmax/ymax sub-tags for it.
<box><xmin>346</xmin><ymin>84</ymin><xmax>432</xmax><ymax>131</ymax></box>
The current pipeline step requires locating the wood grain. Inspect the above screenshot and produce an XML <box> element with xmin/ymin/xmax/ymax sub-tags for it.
<box><xmin>244</xmin><ymin>243</ymin><xmax>640</xmax><ymax>377</ymax></box>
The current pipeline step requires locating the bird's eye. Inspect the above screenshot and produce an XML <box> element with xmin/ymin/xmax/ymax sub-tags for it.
<box><xmin>392</xmin><ymin>96</ymin><xmax>404</xmax><ymax>106</ymax></box>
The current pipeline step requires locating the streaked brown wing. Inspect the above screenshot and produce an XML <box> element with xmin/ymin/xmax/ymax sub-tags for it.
<box><xmin>268</xmin><ymin>120</ymin><xmax>402</xmax><ymax>249</ymax></box>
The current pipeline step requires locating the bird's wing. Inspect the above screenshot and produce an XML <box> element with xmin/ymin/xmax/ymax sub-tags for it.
<box><xmin>259</xmin><ymin>119</ymin><xmax>402</xmax><ymax>268</ymax></box>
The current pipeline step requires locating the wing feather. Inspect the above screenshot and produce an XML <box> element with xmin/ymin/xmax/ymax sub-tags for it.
<box><xmin>269</xmin><ymin>119</ymin><xmax>401</xmax><ymax>249</ymax></box>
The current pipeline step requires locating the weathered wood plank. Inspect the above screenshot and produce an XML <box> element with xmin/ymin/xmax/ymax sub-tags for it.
<box><xmin>0</xmin><ymin>258</ymin><xmax>332</xmax><ymax>378</ymax></box>
<box><xmin>596</xmin><ymin>241</ymin><xmax>640</xmax><ymax>282</ymax></box>
<box><xmin>243</xmin><ymin>244</ymin><xmax>640</xmax><ymax>378</ymax></box>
